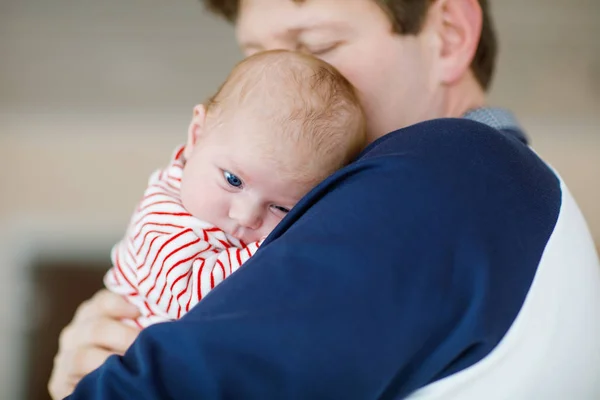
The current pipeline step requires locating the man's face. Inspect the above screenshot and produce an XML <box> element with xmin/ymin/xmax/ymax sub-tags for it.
<box><xmin>236</xmin><ymin>0</ymin><xmax>443</xmax><ymax>141</ymax></box>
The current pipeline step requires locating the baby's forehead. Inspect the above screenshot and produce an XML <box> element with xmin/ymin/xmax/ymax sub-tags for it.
<box><xmin>211</xmin><ymin>120</ymin><xmax>299</xmax><ymax>164</ymax></box>
<box><xmin>208</xmin><ymin>93</ymin><xmax>300</xmax><ymax>150</ymax></box>
<box><xmin>208</xmin><ymin>122</ymin><xmax>321</xmax><ymax>181</ymax></box>
<box><xmin>210</xmin><ymin>135</ymin><xmax>318</xmax><ymax>196</ymax></box>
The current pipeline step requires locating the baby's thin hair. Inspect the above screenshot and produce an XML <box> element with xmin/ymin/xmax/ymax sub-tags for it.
<box><xmin>206</xmin><ymin>50</ymin><xmax>366</xmax><ymax>184</ymax></box>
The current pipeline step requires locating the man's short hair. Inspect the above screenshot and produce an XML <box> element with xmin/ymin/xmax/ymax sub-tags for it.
<box><xmin>201</xmin><ymin>0</ymin><xmax>498</xmax><ymax>91</ymax></box>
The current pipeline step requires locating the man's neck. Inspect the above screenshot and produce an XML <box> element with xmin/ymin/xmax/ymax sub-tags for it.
<box><xmin>443</xmin><ymin>74</ymin><xmax>487</xmax><ymax>118</ymax></box>
<box><xmin>441</xmin><ymin>74</ymin><xmax>528</xmax><ymax>143</ymax></box>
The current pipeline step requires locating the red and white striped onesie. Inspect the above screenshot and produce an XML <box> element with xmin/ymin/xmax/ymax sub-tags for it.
<box><xmin>104</xmin><ymin>146</ymin><xmax>261</xmax><ymax>328</ymax></box>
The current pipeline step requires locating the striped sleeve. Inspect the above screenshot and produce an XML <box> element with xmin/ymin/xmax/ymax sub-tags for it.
<box><xmin>104</xmin><ymin>145</ymin><xmax>261</xmax><ymax>327</ymax></box>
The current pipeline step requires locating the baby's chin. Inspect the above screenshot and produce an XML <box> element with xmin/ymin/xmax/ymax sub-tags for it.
<box><xmin>224</xmin><ymin>226</ymin><xmax>273</xmax><ymax>244</ymax></box>
<box><xmin>230</xmin><ymin>231</ymin><xmax>268</xmax><ymax>244</ymax></box>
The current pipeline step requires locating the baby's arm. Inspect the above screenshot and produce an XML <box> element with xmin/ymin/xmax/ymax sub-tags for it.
<box><xmin>133</xmin><ymin>230</ymin><xmax>262</xmax><ymax>320</ymax></box>
<box><xmin>108</xmin><ymin>220</ymin><xmax>263</xmax><ymax>326</ymax></box>
<box><xmin>104</xmin><ymin>145</ymin><xmax>211</xmax><ymax>326</ymax></box>
<box><xmin>164</xmin><ymin>240</ymin><xmax>262</xmax><ymax>319</ymax></box>
<box><xmin>203</xmin><ymin>241</ymin><xmax>261</xmax><ymax>292</ymax></box>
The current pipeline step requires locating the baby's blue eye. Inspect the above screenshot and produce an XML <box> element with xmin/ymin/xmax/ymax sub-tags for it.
<box><xmin>224</xmin><ymin>171</ymin><xmax>243</xmax><ymax>188</ymax></box>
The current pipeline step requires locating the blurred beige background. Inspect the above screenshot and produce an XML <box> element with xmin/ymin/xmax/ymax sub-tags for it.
<box><xmin>0</xmin><ymin>0</ymin><xmax>599</xmax><ymax>398</ymax></box>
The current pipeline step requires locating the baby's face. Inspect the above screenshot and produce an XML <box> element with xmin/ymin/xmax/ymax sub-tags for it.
<box><xmin>180</xmin><ymin>124</ymin><xmax>313</xmax><ymax>244</ymax></box>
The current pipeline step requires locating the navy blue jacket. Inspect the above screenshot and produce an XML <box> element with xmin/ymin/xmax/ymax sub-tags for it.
<box><xmin>67</xmin><ymin>118</ymin><xmax>563</xmax><ymax>399</ymax></box>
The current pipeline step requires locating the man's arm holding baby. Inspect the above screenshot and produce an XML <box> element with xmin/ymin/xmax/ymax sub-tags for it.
<box><xmin>64</xmin><ymin>119</ymin><xmax>559</xmax><ymax>399</ymax></box>
<box><xmin>62</xmin><ymin>129</ymin><xmax>479</xmax><ymax>398</ymax></box>
<box><xmin>47</xmin><ymin>290</ymin><xmax>141</xmax><ymax>400</ymax></box>
<box><xmin>66</xmin><ymin>152</ymin><xmax>459</xmax><ymax>399</ymax></box>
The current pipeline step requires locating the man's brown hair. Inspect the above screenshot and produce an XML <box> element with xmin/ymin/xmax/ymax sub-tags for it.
<box><xmin>201</xmin><ymin>0</ymin><xmax>498</xmax><ymax>90</ymax></box>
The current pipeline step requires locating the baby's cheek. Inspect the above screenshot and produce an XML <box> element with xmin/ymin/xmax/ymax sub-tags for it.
<box><xmin>181</xmin><ymin>179</ymin><xmax>229</xmax><ymax>228</ymax></box>
<box><xmin>180</xmin><ymin>164</ymin><xmax>208</xmax><ymax>216</ymax></box>
<box><xmin>180</xmin><ymin>173</ymin><xmax>208</xmax><ymax>216</ymax></box>
<box><xmin>261</xmin><ymin>215</ymin><xmax>284</xmax><ymax>237</ymax></box>
<box><xmin>179</xmin><ymin>181</ymin><xmax>198</xmax><ymax>215</ymax></box>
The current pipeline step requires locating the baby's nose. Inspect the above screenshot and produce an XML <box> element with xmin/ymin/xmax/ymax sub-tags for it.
<box><xmin>230</xmin><ymin>204</ymin><xmax>263</xmax><ymax>230</ymax></box>
<box><xmin>239</xmin><ymin>213</ymin><xmax>262</xmax><ymax>230</ymax></box>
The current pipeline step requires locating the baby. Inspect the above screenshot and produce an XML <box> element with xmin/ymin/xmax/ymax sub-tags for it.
<box><xmin>105</xmin><ymin>50</ymin><xmax>366</xmax><ymax>327</ymax></box>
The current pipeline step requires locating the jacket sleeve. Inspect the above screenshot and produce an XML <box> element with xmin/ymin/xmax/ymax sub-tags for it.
<box><xmin>68</xmin><ymin>153</ymin><xmax>484</xmax><ymax>399</ymax></box>
<box><xmin>68</xmin><ymin>119</ymin><xmax>559</xmax><ymax>399</ymax></box>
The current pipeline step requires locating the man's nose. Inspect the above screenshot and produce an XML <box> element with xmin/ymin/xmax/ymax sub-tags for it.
<box><xmin>230</xmin><ymin>201</ymin><xmax>263</xmax><ymax>230</ymax></box>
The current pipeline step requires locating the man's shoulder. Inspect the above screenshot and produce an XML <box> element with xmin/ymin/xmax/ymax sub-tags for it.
<box><xmin>358</xmin><ymin>117</ymin><xmax>523</xmax><ymax>162</ymax></box>
<box><xmin>353</xmin><ymin>118</ymin><xmax>558</xmax><ymax>204</ymax></box>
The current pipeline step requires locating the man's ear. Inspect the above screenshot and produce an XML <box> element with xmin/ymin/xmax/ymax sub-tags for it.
<box><xmin>430</xmin><ymin>0</ymin><xmax>482</xmax><ymax>86</ymax></box>
<box><xmin>184</xmin><ymin>104</ymin><xmax>207</xmax><ymax>160</ymax></box>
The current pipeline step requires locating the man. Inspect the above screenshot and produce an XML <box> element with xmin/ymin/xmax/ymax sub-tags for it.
<box><xmin>51</xmin><ymin>0</ymin><xmax>600</xmax><ymax>398</ymax></box>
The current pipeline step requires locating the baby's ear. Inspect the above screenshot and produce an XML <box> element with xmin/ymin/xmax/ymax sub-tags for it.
<box><xmin>184</xmin><ymin>104</ymin><xmax>207</xmax><ymax>160</ymax></box>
